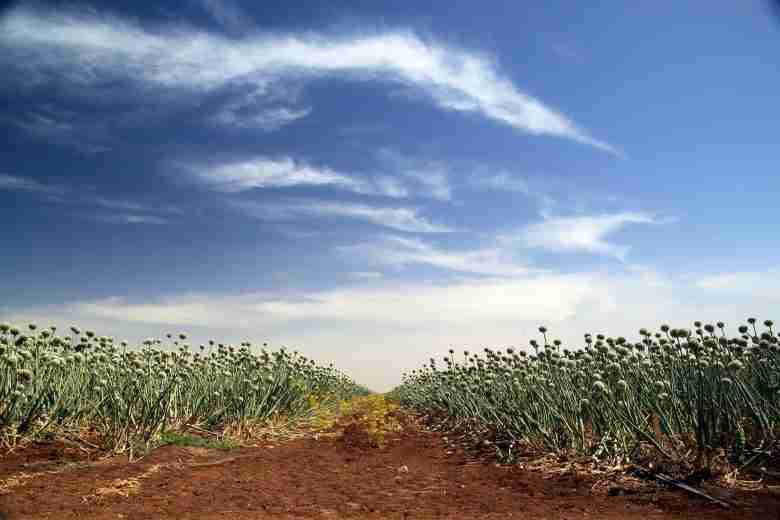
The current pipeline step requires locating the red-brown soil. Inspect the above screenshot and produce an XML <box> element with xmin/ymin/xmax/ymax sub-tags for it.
<box><xmin>2</xmin><ymin>421</ymin><xmax>779</xmax><ymax>519</ymax></box>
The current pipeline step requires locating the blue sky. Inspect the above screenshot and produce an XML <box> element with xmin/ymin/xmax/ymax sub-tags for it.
<box><xmin>2</xmin><ymin>1</ymin><xmax>780</xmax><ymax>390</ymax></box>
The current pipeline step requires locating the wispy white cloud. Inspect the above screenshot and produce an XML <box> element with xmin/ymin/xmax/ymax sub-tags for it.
<box><xmin>299</xmin><ymin>202</ymin><xmax>454</xmax><ymax>233</ymax></box>
<box><xmin>376</xmin><ymin>149</ymin><xmax>452</xmax><ymax>201</ymax></box>
<box><xmin>1</xmin><ymin>174</ymin><xmax>177</xmax><ymax>224</ymax></box>
<box><xmin>516</xmin><ymin>212</ymin><xmax>658</xmax><ymax>261</ymax></box>
<box><xmin>93</xmin><ymin>214</ymin><xmax>169</xmax><ymax>225</ymax></box>
<box><xmin>0</xmin><ymin>174</ymin><xmax>65</xmax><ymax>195</ymax></box>
<box><xmin>210</xmin><ymin>82</ymin><xmax>311</xmax><ymax>130</ymax></box>
<box><xmin>182</xmin><ymin>155</ymin><xmax>454</xmax><ymax>201</ymax></box>
<box><xmin>694</xmin><ymin>271</ymin><xmax>780</xmax><ymax>292</ymax></box>
<box><xmin>43</xmin><ymin>275</ymin><xmax>602</xmax><ymax>331</ymax></box>
<box><xmin>413</xmin><ymin>169</ymin><xmax>450</xmax><ymax>201</ymax></box>
<box><xmin>91</xmin><ymin>197</ymin><xmax>148</xmax><ymax>212</ymax></box>
<box><xmin>91</xmin><ymin>197</ymin><xmax>184</xmax><ymax>215</ymax></box>
<box><xmin>477</xmin><ymin>173</ymin><xmax>532</xmax><ymax>194</ymax></box>
<box><xmin>340</xmin><ymin>235</ymin><xmax>534</xmax><ymax>276</ymax></box>
<box><xmin>11</xmin><ymin>110</ymin><xmax>71</xmax><ymax>134</ymax></box>
<box><xmin>185</xmin><ymin>157</ymin><xmax>370</xmax><ymax>194</ymax></box>
<box><xmin>4</xmin><ymin>108</ymin><xmax>112</xmax><ymax>154</ymax></box>
<box><xmin>0</xmin><ymin>6</ymin><xmax>617</xmax><ymax>153</ymax></box>
<box><xmin>473</xmin><ymin>172</ymin><xmax>616</xmax><ymax>217</ymax></box>
<box><xmin>14</xmin><ymin>269</ymin><xmax>771</xmax><ymax>341</ymax></box>
<box><xmin>194</xmin><ymin>0</ymin><xmax>248</xmax><ymax>30</ymax></box>
<box><xmin>695</xmin><ymin>273</ymin><xmax>747</xmax><ymax>290</ymax></box>
<box><xmin>233</xmin><ymin>200</ymin><xmax>453</xmax><ymax>233</ymax></box>
<box><xmin>373</xmin><ymin>176</ymin><xmax>409</xmax><ymax>198</ymax></box>
<box><xmin>351</xmin><ymin>271</ymin><xmax>384</xmax><ymax>279</ymax></box>
<box><xmin>215</xmin><ymin>105</ymin><xmax>310</xmax><ymax>130</ymax></box>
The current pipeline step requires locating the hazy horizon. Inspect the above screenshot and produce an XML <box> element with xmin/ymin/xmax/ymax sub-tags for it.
<box><xmin>2</xmin><ymin>1</ymin><xmax>780</xmax><ymax>391</ymax></box>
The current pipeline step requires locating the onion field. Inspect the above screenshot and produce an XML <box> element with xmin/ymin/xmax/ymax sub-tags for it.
<box><xmin>0</xmin><ymin>323</ymin><xmax>367</xmax><ymax>456</ymax></box>
<box><xmin>395</xmin><ymin>319</ymin><xmax>780</xmax><ymax>473</ymax></box>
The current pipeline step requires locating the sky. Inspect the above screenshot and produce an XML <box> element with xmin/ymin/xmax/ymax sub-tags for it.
<box><xmin>1</xmin><ymin>1</ymin><xmax>780</xmax><ymax>391</ymax></box>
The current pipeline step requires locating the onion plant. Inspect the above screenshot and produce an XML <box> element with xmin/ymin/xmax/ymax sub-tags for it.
<box><xmin>394</xmin><ymin>319</ymin><xmax>780</xmax><ymax>471</ymax></box>
<box><xmin>0</xmin><ymin>323</ymin><xmax>368</xmax><ymax>454</ymax></box>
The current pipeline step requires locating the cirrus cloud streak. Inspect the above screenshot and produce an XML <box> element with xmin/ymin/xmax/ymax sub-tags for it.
<box><xmin>0</xmin><ymin>6</ymin><xmax>617</xmax><ymax>153</ymax></box>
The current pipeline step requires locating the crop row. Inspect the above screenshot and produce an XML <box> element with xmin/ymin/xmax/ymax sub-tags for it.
<box><xmin>0</xmin><ymin>323</ymin><xmax>368</xmax><ymax>455</ymax></box>
<box><xmin>395</xmin><ymin>319</ymin><xmax>780</xmax><ymax>471</ymax></box>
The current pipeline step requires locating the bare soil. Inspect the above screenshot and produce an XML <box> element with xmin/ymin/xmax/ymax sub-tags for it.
<box><xmin>2</xmin><ymin>418</ymin><xmax>779</xmax><ymax>519</ymax></box>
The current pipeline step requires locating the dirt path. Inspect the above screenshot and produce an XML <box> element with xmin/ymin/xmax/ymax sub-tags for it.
<box><xmin>1</xmin><ymin>418</ymin><xmax>779</xmax><ymax>519</ymax></box>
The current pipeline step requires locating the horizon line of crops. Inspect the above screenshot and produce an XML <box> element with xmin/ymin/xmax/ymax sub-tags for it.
<box><xmin>393</xmin><ymin>318</ymin><xmax>780</xmax><ymax>472</ymax></box>
<box><xmin>0</xmin><ymin>322</ymin><xmax>369</xmax><ymax>456</ymax></box>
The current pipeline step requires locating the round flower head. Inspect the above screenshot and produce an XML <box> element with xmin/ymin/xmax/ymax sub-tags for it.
<box><xmin>728</xmin><ymin>359</ymin><xmax>744</xmax><ymax>371</ymax></box>
<box><xmin>16</xmin><ymin>368</ymin><xmax>33</xmax><ymax>385</ymax></box>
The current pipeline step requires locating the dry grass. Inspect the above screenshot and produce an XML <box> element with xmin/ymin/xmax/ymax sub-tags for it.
<box><xmin>82</xmin><ymin>463</ymin><xmax>165</xmax><ymax>503</ymax></box>
<box><xmin>0</xmin><ymin>460</ymin><xmax>94</xmax><ymax>495</ymax></box>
